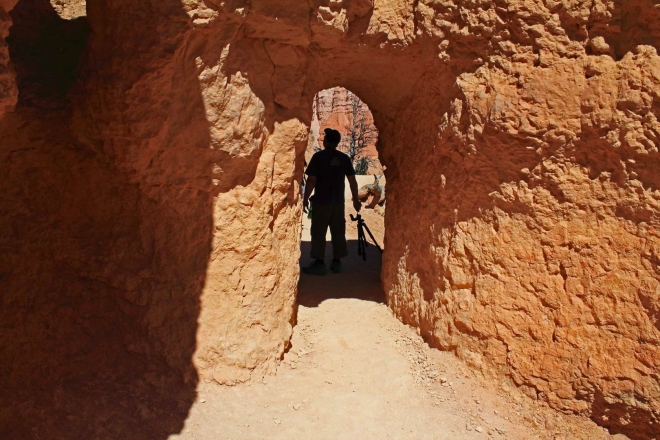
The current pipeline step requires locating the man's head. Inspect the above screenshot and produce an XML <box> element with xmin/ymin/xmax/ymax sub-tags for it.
<box><xmin>323</xmin><ymin>128</ymin><xmax>341</xmax><ymax>149</ymax></box>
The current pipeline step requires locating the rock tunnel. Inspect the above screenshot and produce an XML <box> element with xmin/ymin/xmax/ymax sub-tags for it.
<box><xmin>2</xmin><ymin>0</ymin><xmax>660</xmax><ymax>438</ymax></box>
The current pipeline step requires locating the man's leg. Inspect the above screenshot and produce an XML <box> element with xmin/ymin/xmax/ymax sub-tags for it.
<box><xmin>329</xmin><ymin>203</ymin><xmax>348</xmax><ymax>273</ymax></box>
<box><xmin>310</xmin><ymin>203</ymin><xmax>331</xmax><ymax>260</ymax></box>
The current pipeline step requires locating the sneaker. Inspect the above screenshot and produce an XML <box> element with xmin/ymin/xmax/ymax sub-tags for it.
<box><xmin>330</xmin><ymin>259</ymin><xmax>341</xmax><ymax>273</ymax></box>
<box><xmin>302</xmin><ymin>260</ymin><xmax>326</xmax><ymax>276</ymax></box>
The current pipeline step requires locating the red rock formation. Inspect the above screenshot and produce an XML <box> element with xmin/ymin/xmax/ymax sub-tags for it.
<box><xmin>307</xmin><ymin>87</ymin><xmax>383</xmax><ymax>174</ymax></box>
<box><xmin>2</xmin><ymin>0</ymin><xmax>660</xmax><ymax>438</ymax></box>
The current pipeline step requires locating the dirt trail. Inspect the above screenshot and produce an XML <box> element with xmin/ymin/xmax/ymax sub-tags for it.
<box><xmin>171</xmin><ymin>208</ymin><xmax>617</xmax><ymax>440</ymax></box>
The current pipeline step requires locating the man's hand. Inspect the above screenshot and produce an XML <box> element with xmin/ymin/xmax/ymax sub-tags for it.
<box><xmin>303</xmin><ymin>198</ymin><xmax>310</xmax><ymax>213</ymax></box>
<box><xmin>347</xmin><ymin>175</ymin><xmax>361</xmax><ymax>212</ymax></box>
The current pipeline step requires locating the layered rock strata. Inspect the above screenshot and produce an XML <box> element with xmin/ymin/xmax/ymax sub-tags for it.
<box><xmin>2</xmin><ymin>0</ymin><xmax>660</xmax><ymax>438</ymax></box>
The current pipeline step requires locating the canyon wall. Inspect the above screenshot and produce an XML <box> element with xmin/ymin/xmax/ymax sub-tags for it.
<box><xmin>1</xmin><ymin>0</ymin><xmax>660</xmax><ymax>438</ymax></box>
<box><xmin>382</xmin><ymin>3</ymin><xmax>660</xmax><ymax>438</ymax></box>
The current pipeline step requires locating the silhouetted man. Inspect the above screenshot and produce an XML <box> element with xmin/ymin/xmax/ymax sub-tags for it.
<box><xmin>302</xmin><ymin>128</ymin><xmax>361</xmax><ymax>275</ymax></box>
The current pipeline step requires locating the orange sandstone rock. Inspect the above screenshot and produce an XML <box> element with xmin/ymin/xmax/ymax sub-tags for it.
<box><xmin>1</xmin><ymin>0</ymin><xmax>660</xmax><ymax>438</ymax></box>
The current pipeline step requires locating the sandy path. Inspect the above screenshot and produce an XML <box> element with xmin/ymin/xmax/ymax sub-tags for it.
<box><xmin>171</xmin><ymin>207</ymin><xmax>615</xmax><ymax>440</ymax></box>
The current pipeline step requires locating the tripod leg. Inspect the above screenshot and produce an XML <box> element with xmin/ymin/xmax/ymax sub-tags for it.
<box><xmin>360</xmin><ymin>225</ymin><xmax>367</xmax><ymax>261</ymax></box>
<box><xmin>357</xmin><ymin>224</ymin><xmax>363</xmax><ymax>256</ymax></box>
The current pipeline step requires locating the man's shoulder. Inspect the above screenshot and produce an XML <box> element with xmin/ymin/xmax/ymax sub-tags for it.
<box><xmin>334</xmin><ymin>150</ymin><xmax>351</xmax><ymax>161</ymax></box>
<box><xmin>310</xmin><ymin>148</ymin><xmax>351</xmax><ymax>164</ymax></box>
<box><xmin>311</xmin><ymin>149</ymin><xmax>329</xmax><ymax>160</ymax></box>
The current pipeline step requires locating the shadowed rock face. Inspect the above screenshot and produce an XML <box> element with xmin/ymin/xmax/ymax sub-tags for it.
<box><xmin>1</xmin><ymin>0</ymin><xmax>660</xmax><ymax>438</ymax></box>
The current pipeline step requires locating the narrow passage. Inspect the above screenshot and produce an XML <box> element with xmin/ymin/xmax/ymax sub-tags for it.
<box><xmin>171</xmin><ymin>202</ymin><xmax>611</xmax><ymax>440</ymax></box>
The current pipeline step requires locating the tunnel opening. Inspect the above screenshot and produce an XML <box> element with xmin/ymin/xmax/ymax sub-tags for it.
<box><xmin>306</xmin><ymin>86</ymin><xmax>383</xmax><ymax>176</ymax></box>
<box><xmin>297</xmin><ymin>87</ymin><xmax>385</xmax><ymax>309</ymax></box>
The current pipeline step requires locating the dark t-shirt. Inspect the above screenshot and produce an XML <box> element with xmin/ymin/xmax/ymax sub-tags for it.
<box><xmin>305</xmin><ymin>149</ymin><xmax>355</xmax><ymax>205</ymax></box>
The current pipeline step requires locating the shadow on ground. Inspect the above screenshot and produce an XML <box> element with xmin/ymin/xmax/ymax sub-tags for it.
<box><xmin>297</xmin><ymin>240</ymin><xmax>385</xmax><ymax>308</ymax></box>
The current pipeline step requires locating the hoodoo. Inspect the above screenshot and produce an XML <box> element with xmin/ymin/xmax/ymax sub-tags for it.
<box><xmin>1</xmin><ymin>0</ymin><xmax>660</xmax><ymax>438</ymax></box>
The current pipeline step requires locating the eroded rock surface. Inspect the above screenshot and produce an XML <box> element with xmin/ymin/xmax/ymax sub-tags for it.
<box><xmin>1</xmin><ymin>0</ymin><xmax>660</xmax><ymax>438</ymax></box>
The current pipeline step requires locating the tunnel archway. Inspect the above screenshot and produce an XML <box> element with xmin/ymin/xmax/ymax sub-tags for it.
<box><xmin>298</xmin><ymin>86</ymin><xmax>386</xmax><ymax>308</ymax></box>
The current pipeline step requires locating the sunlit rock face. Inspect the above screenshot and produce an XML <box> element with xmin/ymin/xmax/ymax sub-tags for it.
<box><xmin>1</xmin><ymin>0</ymin><xmax>660</xmax><ymax>438</ymax></box>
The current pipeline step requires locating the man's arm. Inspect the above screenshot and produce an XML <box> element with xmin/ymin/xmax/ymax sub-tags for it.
<box><xmin>347</xmin><ymin>175</ymin><xmax>362</xmax><ymax>212</ymax></box>
<box><xmin>303</xmin><ymin>175</ymin><xmax>316</xmax><ymax>213</ymax></box>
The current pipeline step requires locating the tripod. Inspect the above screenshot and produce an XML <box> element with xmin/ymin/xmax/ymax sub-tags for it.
<box><xmin>350</xmin><ymin>213</ymin><xmax>383</xmax><ymax>261</ymax></box>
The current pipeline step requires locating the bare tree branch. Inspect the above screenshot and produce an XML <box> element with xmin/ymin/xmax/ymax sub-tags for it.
<box><xmin>338</xmin><ymin>92</ymin><xmax>378</xmax><ymax>172</ymax></box>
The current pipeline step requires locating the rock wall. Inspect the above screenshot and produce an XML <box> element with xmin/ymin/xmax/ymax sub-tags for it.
<box><xmin>0</xmin><ymin>0</ymin><xmax>18</xmax><ymax>113</ymax></box>
<box><xmin>382</xmin><ymin>3</ymin><xmax>660</xmax><ymax>438</ymax></box>
<box><xmin>1</xmin><ymin>0</ymin><xmax>660</xmax><ymax>438</ymax></box>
